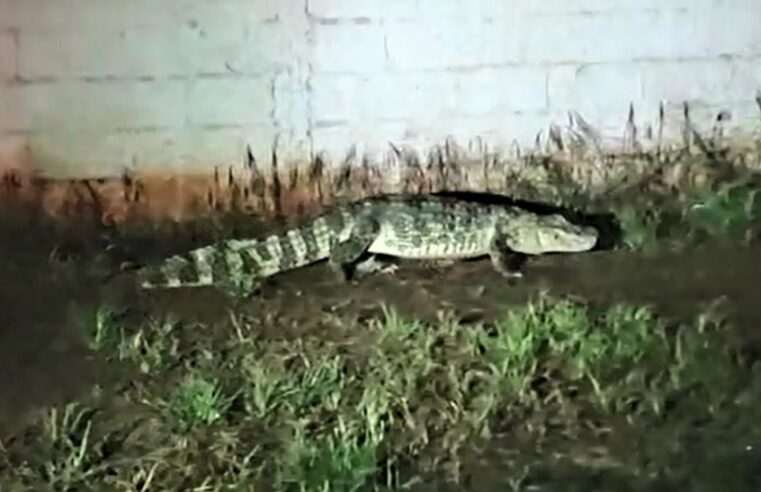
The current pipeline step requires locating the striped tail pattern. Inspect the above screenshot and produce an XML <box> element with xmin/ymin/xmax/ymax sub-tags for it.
<box><xmin>136</xmin><ymin>208</ymin><xmax>358</xmax><ymax>291</ymax></box>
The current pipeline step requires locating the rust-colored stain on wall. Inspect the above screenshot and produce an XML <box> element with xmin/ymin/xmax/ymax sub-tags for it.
<box><xmin>0</xmin><ymin>138</ymin><xmax>509</xmax><ymax>226</ymax></box>
<box><xmin>2</xmin><ymin>130</ymin><xmax>760</xmax><ymax>228</ymax></box>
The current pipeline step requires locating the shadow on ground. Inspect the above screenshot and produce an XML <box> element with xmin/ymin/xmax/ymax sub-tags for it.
<box><xmin>134</xmin><ymin>240</ymin><xmax>761</xmax><ymax>344</ymax></box>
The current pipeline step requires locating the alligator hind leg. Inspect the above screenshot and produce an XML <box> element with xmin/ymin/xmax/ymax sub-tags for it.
<box><xmin>328</xmin><ymin>218</ymin><xmax>380</xmax><ymax>282</ymax></box>
<box><xmin>489</xmin><ymin>237</ymin><xmax>527</xmax><ymax>279</ymax></box>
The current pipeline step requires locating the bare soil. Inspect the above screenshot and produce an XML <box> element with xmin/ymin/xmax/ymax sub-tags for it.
<box><xmin>1</xmin><ymin>224</ymin><xmax>759</xmax><ymax>433</ymax></box>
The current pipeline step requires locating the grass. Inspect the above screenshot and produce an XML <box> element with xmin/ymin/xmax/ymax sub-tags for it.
<box><xmin>38</xmin><ymin>404</ymin><xmax>98</xmax><ymax>490</ymax></box>
<box><xmin>613</xmin><ymin>177</ymin><xmax>761</xmax><ymax>251</ymax></box>
<box><xmin>79</xmin><ymin>304</ymin><xmax>180</xmax><ymax>374</ymax></box>
<box><xmin>1</xmin><ymin>293</ymin><xmax>758</xmax><ymax>491</ymax></box>
<box><xmin>167</xmin><ymin>374</ymin><xmax>230</xmax><ymax>431</ymax></box>
<box><xmin>686</xmin><ymin>178</ymin><xmax>761</xmax><ymax>238</ymax></box>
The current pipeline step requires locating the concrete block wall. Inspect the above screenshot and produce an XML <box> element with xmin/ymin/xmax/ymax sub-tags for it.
<box><xmin>0</xmin><ymin>0</ymin><xmax>760</xmax><ymax>179</ymax></box>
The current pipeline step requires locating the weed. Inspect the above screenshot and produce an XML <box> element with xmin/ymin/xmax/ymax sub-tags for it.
<box><xmin>39</xmin><ymin>403</ymin><xmax>100</xmax><ymax>490</ymax></box>
<box><xmin>686</xmin><ymin>179</ymin><xmax>761</xmax><ymax>240</ymax></box>
<box><xmin>614</xmin><ymin>205</ymin><xmax>660</xmax><ymax>250</ymax></box>
<box><xmin>278</xmin><ymin>421</ymin><xmax>380</xmax><ymax>492</ymax></box>
<box><xmin>291</xmin><ymin>354</ymin><xmax>346</xmax><ymax>412</ymax></box>
<box><xmin>241</xmin><ymin>354</ymin><xmax>298</xmax><ymax>421</ymax></box>
<box><xmin>614</xmin><ymin>178</ymin><xmax>761</xmax><ymax>250</ymax></box>
<box><xmin>82</xmin><ymin>306</ymin><xmax>181</xmax><ymax>374</ymax></box>
<box><xmin>169</xmin><ymin>374</ymin><xmax>230</xmax><ymax>431</ymax></box>
<box><xmin>3</xmin><ymin>295</ymin><xmax>758</xmax><ymax>490</ymax></box>
<box><xmin>80</xmin><ymin>304</ymin><xmax>123</xmax><ymax>353</ymax></box>
<box><xmin>116</xmin><ymin>314</ymin><xmax>181</xmax><ymax>375</ymax></box>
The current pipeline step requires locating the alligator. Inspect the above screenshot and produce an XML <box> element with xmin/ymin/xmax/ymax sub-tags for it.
<box><xmin>134</xmin><ymin>195</ymin><xmax>599</xmax><ymax>295</ymax></box>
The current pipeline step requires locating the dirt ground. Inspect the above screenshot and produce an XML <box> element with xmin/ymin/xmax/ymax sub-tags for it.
<box><xmin>1</xmin><ymin>229</ymin><xmax>759</xmax><ymax>441</ymax></box>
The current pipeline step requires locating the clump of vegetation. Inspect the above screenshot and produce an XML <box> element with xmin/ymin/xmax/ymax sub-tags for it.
<box><xmin>613</xmin><ymin>177</ymin><xmax>761</xmax><ymax>251</ymax></box>
<box><xmin>613</xmin><ymin>205</ymin><xmax>654</xmax><ymax>250</ymax></box>
<box><xmin>80</xmin><ymin>304</ymin><xmax>180</xmax><ymax>374</ymax></box>
<box><xmin>686</xmin><ymin>178</ymin><xmax>761</xmax><ymax>239</ymax></box>
<box><xmin>1</xmin><ymin>295</ymin><xmax>758</xmax><ymax>490</ymax></box>
<box><xmin>167</xmin><ymin>374</ymin><xmax>230</xmax><ymax>431</ymax></box>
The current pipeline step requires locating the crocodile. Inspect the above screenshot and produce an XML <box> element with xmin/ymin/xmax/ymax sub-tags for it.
<box><xmin>134</xmin><ymin>195</ymin><xmax>599</xmax><ymax>295</ymax></box>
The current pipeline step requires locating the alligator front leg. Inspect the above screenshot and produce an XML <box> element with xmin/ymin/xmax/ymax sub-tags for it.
<box><xmin>328</xmin><ymin>218</ymin><xmax>380</xmax><ymax>282</ymax></box>
<box><xmin>488</xmin><ymin>236</ymin><xmax>527</xmax><ymax>279</ymax></box>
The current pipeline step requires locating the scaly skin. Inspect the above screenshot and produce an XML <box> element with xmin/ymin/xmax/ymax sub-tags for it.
<box><xmin>135</xmin><ymin>195</ymin><xmax>599</xmax><ymax>293</ymax></box>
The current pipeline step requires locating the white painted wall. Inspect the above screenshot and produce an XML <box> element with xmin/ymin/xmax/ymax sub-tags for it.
<box><xmin>0</xmin><ymin>0</ymin><xmax>760</xmax><ymax>178</ymax></box>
